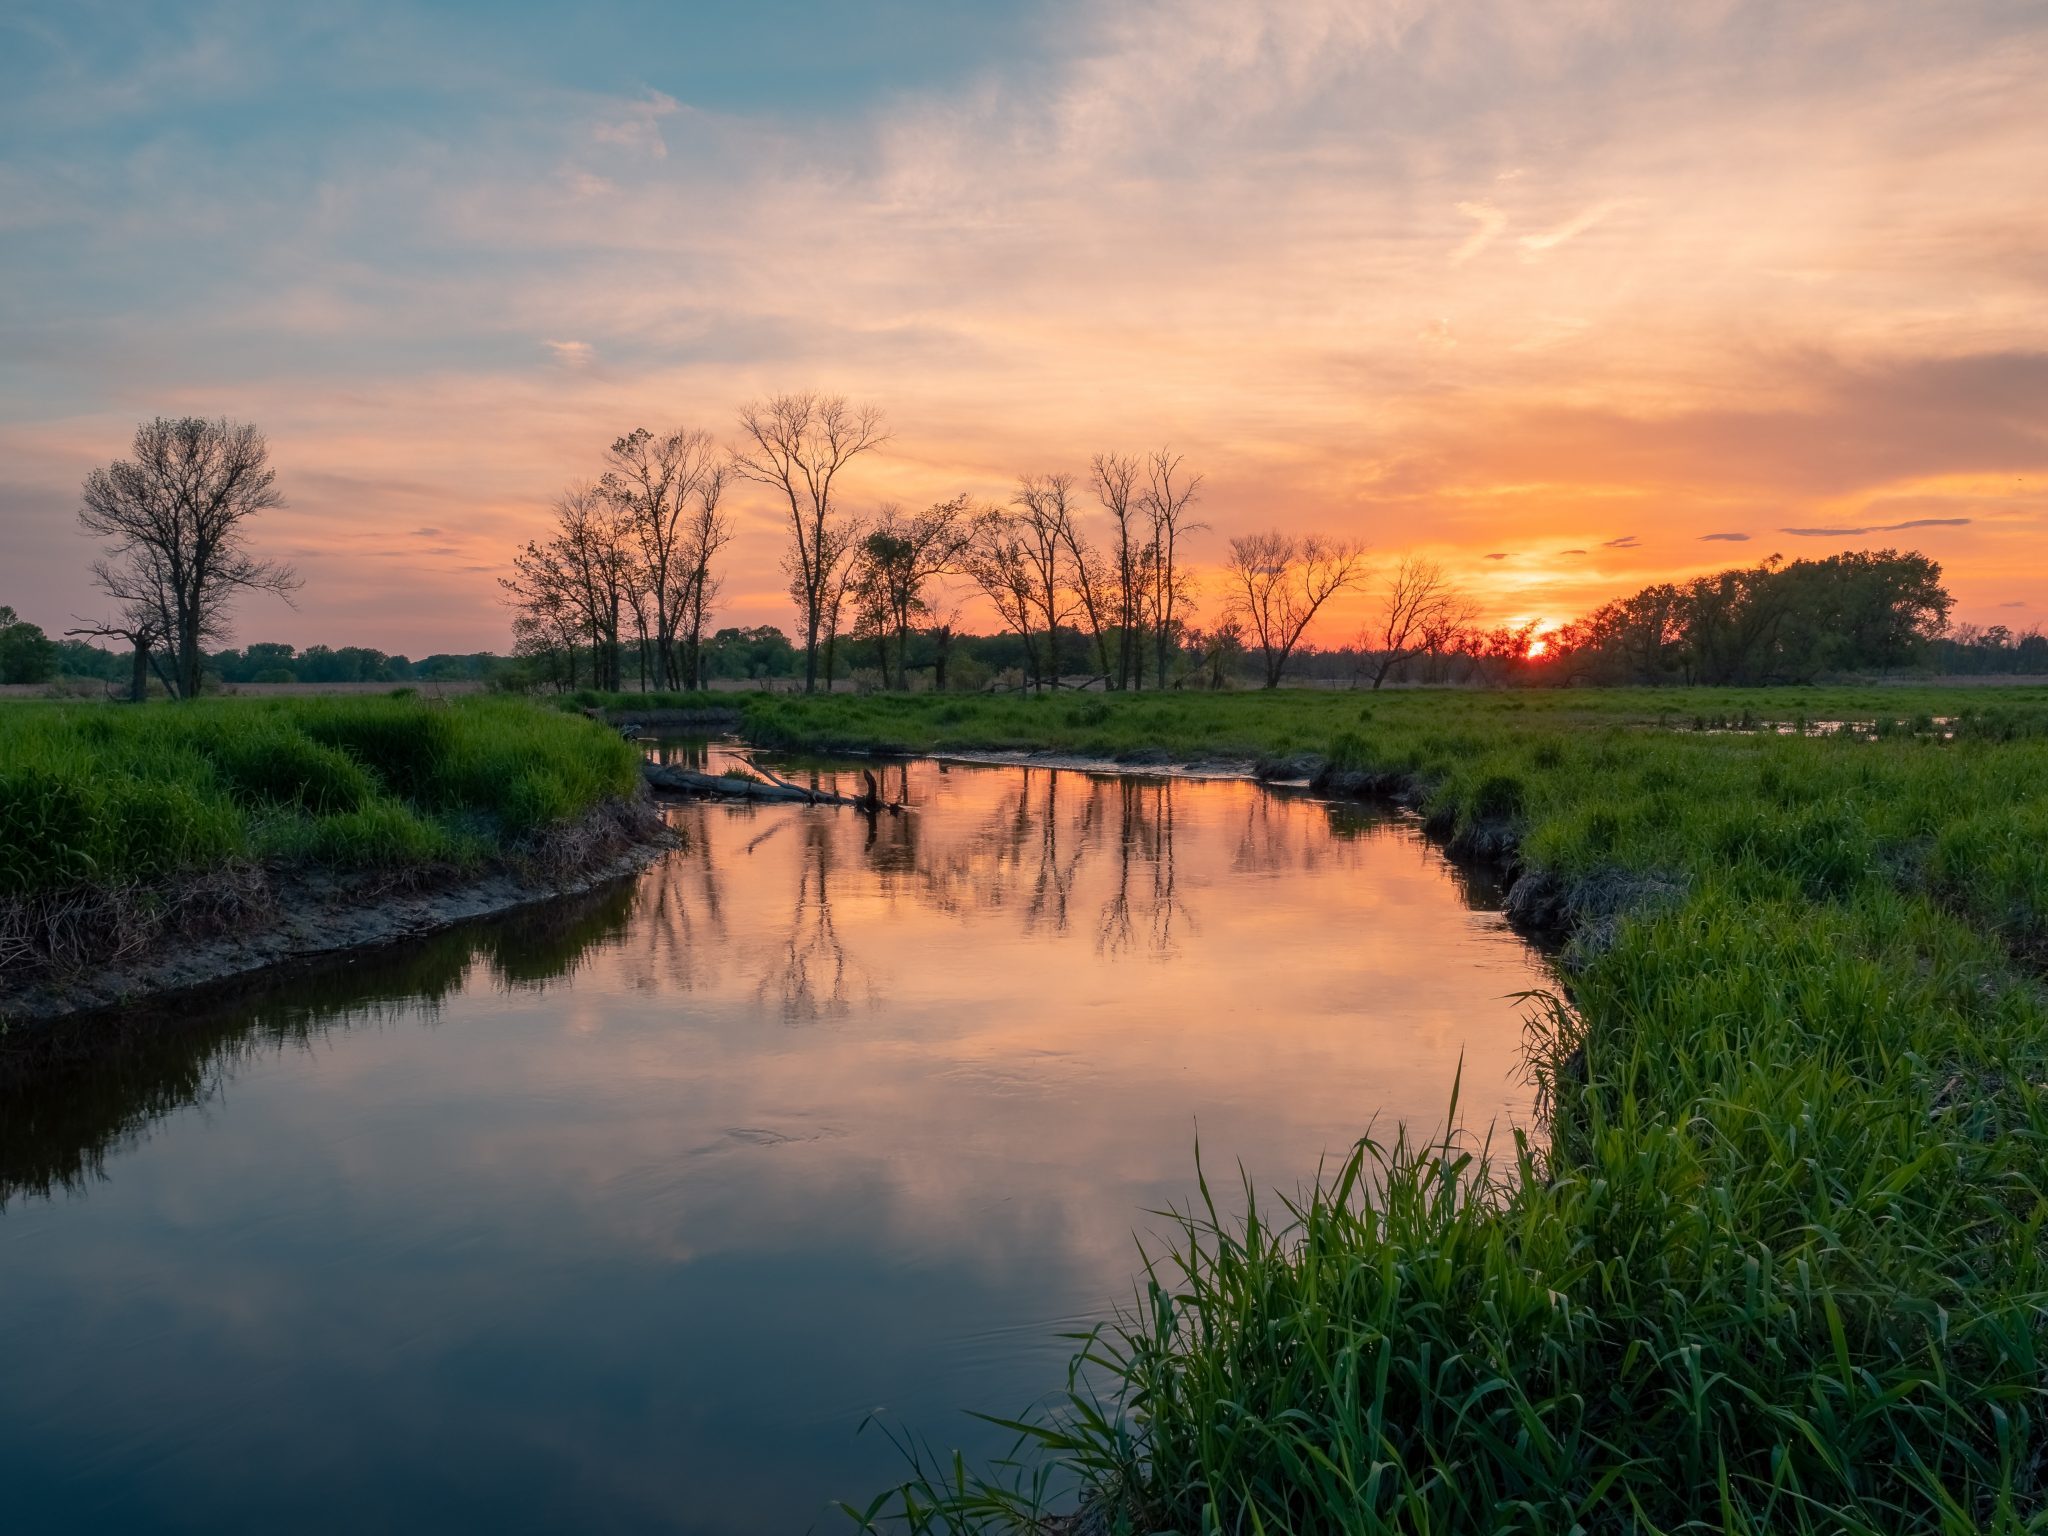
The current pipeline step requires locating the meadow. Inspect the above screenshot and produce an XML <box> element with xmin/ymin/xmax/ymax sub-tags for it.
<box><xmin>0</xmin><ymin>695</ymin><xmax>643</xmax><ymax>982</ymax></box>
<box><xmin>10</xmin><ymin>682</ymin><xmax>2048</xmax><ymax>1530</ymax></box>
<box><xmin>666</xmin><ymin>687</ymin><xmax>2048</xmax><ymax>1535</ymax></box>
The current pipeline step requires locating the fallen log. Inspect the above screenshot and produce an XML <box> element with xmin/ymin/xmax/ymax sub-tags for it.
<box><xmin>641</xmin><ymin>762</ymin><xmax>902</xmax><ymax>812</ymax></box>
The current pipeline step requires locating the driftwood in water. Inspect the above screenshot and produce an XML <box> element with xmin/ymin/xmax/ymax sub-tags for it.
<box><xmin>642</xmin><ymin>761</ymin><xmax>903</xmax><ymax>813</ymax></box>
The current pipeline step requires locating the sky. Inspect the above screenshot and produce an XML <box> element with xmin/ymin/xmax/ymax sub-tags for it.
<box><xmin>2</xmin><ymin>0</ymin><xmax>2045</xmax><ymax>655</ymax></box>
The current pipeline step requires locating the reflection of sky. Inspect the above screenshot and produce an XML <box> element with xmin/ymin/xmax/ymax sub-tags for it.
<box><xmin>0</xmin><ymin>761</ymin><xmax>1553</xmax><ymax>1533</ymax></box>
<box><xmin>4</xmin><ymin>1</ymin><xmax>2045</xmax><ymax>650</ymax></box>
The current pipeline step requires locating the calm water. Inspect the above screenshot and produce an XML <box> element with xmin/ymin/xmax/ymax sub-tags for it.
<box><xmin>0</xmin><ymin>749</ymin><xmax>1553</xmax><ymax>1534</ymax></box>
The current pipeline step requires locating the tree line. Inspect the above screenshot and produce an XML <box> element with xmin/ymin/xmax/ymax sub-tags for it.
<box><xmin>506</xmin><ymin>391</ymin><xmax>1396</xmax><ymax>694</ymax></box>
<box><xmin>38</xmin><ymin>411</ymin><xmax>2026</xmax><ymax>699</ymax></box>
<box><xmin>1533</xmin><ymin>550</ymin><xmax>1959</xmax><ymax>685</ymax></box>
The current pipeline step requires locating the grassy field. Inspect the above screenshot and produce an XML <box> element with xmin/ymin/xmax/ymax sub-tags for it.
<box><xmin>682</xmin><ymin>689</ymin><xmax>2048</xmax><ymax>1535</ymax></box>
<box><xmin>0</xmin><ymin>696</ymin><xmax>643</xmax><ymax>980</ymax></box>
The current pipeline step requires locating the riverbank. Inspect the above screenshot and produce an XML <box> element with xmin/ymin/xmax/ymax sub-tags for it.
<box><xmin>718</xmin><ymin>693</ymin><xmax>2048</xmax><ymax>1534</ymax></box>
<box><xmin>0</xmin><ymin>697</ymin><xmax>662</xmax><ymax>1028</ymax></box>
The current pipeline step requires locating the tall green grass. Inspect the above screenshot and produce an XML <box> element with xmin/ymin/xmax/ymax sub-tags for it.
<box><xmin>0</xmin><ymin>696</ymin><xmax>641</xmax><ymax>899</ymax></box>
<box><xmin>745</xmin><ymin>692</ymin><xmax>2048</xmax><ymax>1534</ymax></box>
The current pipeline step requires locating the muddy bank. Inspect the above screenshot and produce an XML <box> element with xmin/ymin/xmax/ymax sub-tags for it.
<box><xmin>0</xmin><ymin>794</ymin><xmax>677</xmax><ymax>1031</ymax></box>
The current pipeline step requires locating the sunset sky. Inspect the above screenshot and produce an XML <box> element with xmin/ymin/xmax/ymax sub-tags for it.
<box><xmin>3</xmin><ymin>0</ymin><xmax>2044</xmax><ymax>655</ymax></box>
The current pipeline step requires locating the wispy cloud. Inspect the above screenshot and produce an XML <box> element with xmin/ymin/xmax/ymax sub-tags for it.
<box><xmin>1450</xmin><ymin>201</ymin><xmax>1506</xmax><ymax>266</ymax></box>
<box><xmin>589</xmin><ymin>90</ymin><xmax>679</xmax><ymax>160</ymax></box>
<box><xmin>1603</xmin><ymin>535</ymin><xmax>1641</xmax><ymax>549</ymax></box>
<box><xmin>1518</xmin><ymin>200</ymin><xmax>1622</xmax><ymax>258</ymax></box>
<box><xmin>1699</xmin><ymin>531</ymin><xmax>1751</xmax><ymax>541</ymax></box>
<box><xmin>1483</xmin><ymin>551</ymin><xmax>1509</xmax><ymax>560</ymax></box>
<box><xmin>1780</xmin><ymin>517</ymin><xmax>1973</xmax><ymax>536</ymax></box>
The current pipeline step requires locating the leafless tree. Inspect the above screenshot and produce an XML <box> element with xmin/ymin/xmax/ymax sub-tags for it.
<box><xmin>66</xmin><ymin>609</ymin><xmax>166</xmax><ymax>702</ymax></box>
<box><xmin>1222</xmin><ymin>530</ymin><xmax>1370</xmax><ymax>688</ymax></box>
<box><xmin>501</xmin><ymin>481</ymin><xmax>634</xmax><ymax>690</ymax></box>
<box><xmin>854</xmin><ymin>495</ymin><xmax>974</xmax><ymax>689</ymax></box>
<box><xmin>677</xmin><ymin>465</ymin><xmax>732</xmax><ymax>690</ymax></box>
<box><xmin>1090</xmin><ymin>451</ymin><xmax>1149</xmax><ymax>690</ymax></box>
<box><xmin>77</xmin><ymin>416</ymin><xmax>300</xmax><ymax>699</ymax></box>
<box><xmin>964</xmin><ymin>506</ymin><xmax>1048</xmax><ymax>689</ymax></box>
<box><xmin>601</xmin><ymin>426</ymin><xmax>726</xmax><ymax>690</ymax></box>
<box><xmin>1053</xmin><ymin>484</ymin><xmax>1116</xmax><ymax>684</ymax></box>
<box><xmin>734</xmin><ymin>392</ymin><xmax>888</xmax><ymax>692</ymax></box>
<box><xmin>803</xmin><ymin>512</ymin><xmax>869</xmax><ymax>689</ymax></box>
<box><xmin>1141</xmin><ymin>450</ymin><xmax>1203</xmax><ymax>688</ymax></box>
<box><xmin>1012</xmin><ymin>473</ymin><xmax>1080</xmax><ymax>686</ymax></box>
<box><xmin>1361</xmin><ymin>556</ymin><xmax>1474</xmax><ymax>689</ymax></box>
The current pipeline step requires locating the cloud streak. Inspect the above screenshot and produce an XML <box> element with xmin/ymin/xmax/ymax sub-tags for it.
<box><xmin>1780</xmin><ymin>517</ymin><xmax>1973</xmax><ymax>536</ymax></box>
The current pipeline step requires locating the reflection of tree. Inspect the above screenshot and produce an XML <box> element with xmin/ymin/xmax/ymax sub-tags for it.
<box><xmin>613</xmin><ymin>800</ymin><xmax>731</xmax><ymax>994</ymax></box>
<box><xmin>0</xmin><ymin>880</ymin><xmax>639</xmax><ymax>1207</ymax></box>
<box><xmin>1097</xmin><ymin>778</ymin><xmax>1190</xmax><ymax>957</ymax></box>
<box><xmin>760</xmin><ymin>814</ymin><xmax>871</xmax><ymax>1024</ymax></box>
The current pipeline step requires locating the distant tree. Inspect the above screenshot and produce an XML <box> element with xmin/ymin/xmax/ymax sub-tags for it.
<box><xmin>1185</xmin><ymin>615</ymin><xmax>1246</xmax><ymax>690</ymax></box>
<box><xmin>0</xmin><ymin>607</ymin><xmax>58</xmax><ymax>684</ymax></box>
<box><xmin>1222</xmin><ymin>530</ymin><xmax>1370</xmax><ymax>688</ymax></box>
<box><xmin>77</xmin><ymin>416</ymin><xmax>300</xmax><ymax>699</ymax></box>
<box><xmin>1141</xmin><ymin>450</ymin><xmax>1204</xmax><ymax>689</ymax></box>
<box><xmin>854</xmin><ymin>496</ymin><xmax>974</xmax><ymax>690</ymax></box>
<box><xmin>1011</xmin><ymin>474</ymin><xmax>1081</xmax><ymax>686</ymax></box>
<box><xmin>964</xmin><ymin>507</ymin><xmax>1049</xmax><ymax>689</ymax></box>
<box><xmin>66</xmin><ymin>608</ymin><xmax>165</xmax><ymax>702</ymax></box>
<box><xmin>501</xmin><ymin>482</ymin><xmax>634</xmax><ymax>691</ymax></box>
<box><xmin>1090</xmin><ymin>452</ymin><xmax>1150</xmax><ymax>690</ymax></box>
<box><xmin>1360</xmin><ymin>557</ymin><xmax>1472</xmax><ymax>689</ymax></box>
<box><xmin>801</xmin><ymin>512</ymin><xmax>870</xmax><ymax>689</ymax></box>
<box><xmin>734</xmin><ymin>393</ymin><xmax>888</xmax><ymax>693</ymax></box>
<box><xmin>600</xmin><ymin>426</ymin><xmax>729</xmax><ymax>689</ymax></box>
<box><xmin>1544</xmin><ymin>549</ymin><xmax>1953</xmax><ymax>685</ymax></box>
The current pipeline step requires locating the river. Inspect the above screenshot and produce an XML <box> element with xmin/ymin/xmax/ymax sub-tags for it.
<box><xmin>0</xmin><ymin>747</ymin><xmax>1555</xmax><ymax>1534</ymax></box>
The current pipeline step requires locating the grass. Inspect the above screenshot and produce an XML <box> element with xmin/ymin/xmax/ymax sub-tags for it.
<box><xmin>683</xmin><ymin>689</ymin><xmax>2048</xmax><ymax>1535</ymax></box>
<box><xmin>0</xmin><ymin>696</ymin><xmax>643</xmax><ymax>983</ymax></box>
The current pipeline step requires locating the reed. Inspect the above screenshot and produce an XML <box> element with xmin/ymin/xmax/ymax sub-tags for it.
<box><xmin>0</xmin><ymin>697</ymin><xmax>642</xmax><ymax>978</ymax></box>
<box><xmin>760</xmin><ymin>689</ymin><xmax>2048</xmax><ymax>1534</ymax></box>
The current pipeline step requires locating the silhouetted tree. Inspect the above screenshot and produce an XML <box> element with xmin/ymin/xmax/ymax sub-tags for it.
<box><xmin>1141</xmin><ymin>450</ymin><xmax>1204</xmax><ymax>688</ymax></box>
<box><xmin>1361</xmin><ymin>556</ymin><xmax>1472</xmax><ymax>689</ymax></box>
<box><xmin>77</xmin><ymin>416</ymin><xmax>300</xmax><ymax>699</ymax></box>
<box><xmin>734</xmin><ymin>393</ymin><xmax>887</xmax><ymax>692</ymax></box>
<box><xmin>1222</xmin><ymin>530</ymin><xmax>1369</xmax><ymax>687</ymax></box>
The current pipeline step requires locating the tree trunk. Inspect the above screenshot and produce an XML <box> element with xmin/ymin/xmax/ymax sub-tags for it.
<box><xmin>128</xmin><ymin>639</ymin><xmax>150</xmax><ymax>703</ymax></box>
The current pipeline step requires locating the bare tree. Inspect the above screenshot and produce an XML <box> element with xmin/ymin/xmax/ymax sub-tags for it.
<box><xmin>1141</xmin><ymin>450</ymin><xmax>1203</xmax><ymax>688</ymax></box>
<box><xmin>804</xmin><ymin>512</ymin><xmax>869</xmax><ymax>689</ymax></box>
<box><xmin>856</xmin><ymin>495</ymin><xmax>974</xmax><ymax>689</ymax></box>
<box><xmin>1361</xmin><ymin>556</ymin><xmax>1473</xmax><ymax>689</ymax></box>
<box><xmin>1053</xmin><ymin>485</ymin><xmax>1116</xmax><ymax>684</ymax></box>
<box><xmin>1222</xmin><ymin>530</ymin><xmax>1370</xmax><ymax>688</ymax></box>
<box><xmin>1012</xmin><ymin>473</ymin><xmax>1080</xmax><ymax>687</ymax></box>
<box><xmin>964</xmin><ymin>507</ymin><xmax>1048</xmax><ymax>690</ymax></box>
<box><xmin>677</xmin><ymin>465</ymin><xmax>732</xmax><ymax>690</ymax></box>
<box><xmin>66</xmin><ymin>609</ymin><xmax>166</xmax><ymax>703</ymax></box>
<box><xmin>1090</xmin><ymin>452</ymin><xmax>1148</xmax><ymax>689</ymax></box>
<box><xmin>734</xmin><ymin>393</ymin><xmax>888</xmax><ymax>692</ymax></box>
<box><xmin>501</xmin><ymin>482</ymin><xmax>634</xmax><ymax>690</ymax></box>
<box><xmin>601</xmin><ymin>426</ymin><xmax>725</xmax><ymax>690</ymax></box>
<box><xmin>77</xmin><ymin>416</ymin><xmax>299</xmax><ymax>699</ymax></box>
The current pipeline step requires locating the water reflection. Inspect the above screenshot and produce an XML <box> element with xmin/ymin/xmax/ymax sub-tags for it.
<box><xmin>0</xmin><ymin>752</ymin><xmax>1553</xmax><ymax>1535</ymax></box>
